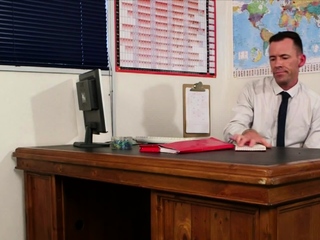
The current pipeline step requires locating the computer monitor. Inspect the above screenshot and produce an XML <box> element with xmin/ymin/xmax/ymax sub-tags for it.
<box><xmin>74</xmin><ymin>69</ymin><xmax>109</xmax><ymax>148</ymax></box>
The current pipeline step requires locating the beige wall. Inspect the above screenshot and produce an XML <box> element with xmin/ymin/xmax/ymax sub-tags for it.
<box><xmin>2</xmin><ymin>1</ymin><xmax>320</xmax><ymax>239</ymax></box>
<box><xmin>0</xmin><ymin>71</ymin><xmax>112</xmax><ymax>240</ymax></box>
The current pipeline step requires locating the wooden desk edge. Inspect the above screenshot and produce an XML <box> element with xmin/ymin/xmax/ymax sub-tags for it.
<box><xmin>13</xmin><ymin>146</ymin><xmax>320</xmax><ymax>206</ymax></box>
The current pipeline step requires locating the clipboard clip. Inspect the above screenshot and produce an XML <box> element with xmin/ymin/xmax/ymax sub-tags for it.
<box><xmin>190</xmin><ymin>81</ymin><xmax>205</xmax><ymax>92</ymax></box>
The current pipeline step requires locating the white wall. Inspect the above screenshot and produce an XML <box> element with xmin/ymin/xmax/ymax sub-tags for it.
<box><xmin>111</xmin><ymin>2</ymin><xmax>237</xmax><ymax>138</ymax></box>
<box><xmin>2</xmin><ymin>1</ymin><xmax>320</xmax><ymax>240</ymax></box>
<box><xmin>0</xmin><ymin>71</ymin><xmax>112</xmax><ymax>240</ymax></box>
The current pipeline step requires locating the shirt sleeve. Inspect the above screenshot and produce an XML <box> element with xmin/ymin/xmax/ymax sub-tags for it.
<box><xmin>303</xmin><ymin>97</ymin><xmax>320</xmax><ymax>148</ymax></box>
<box><xmin>223</xmin><ymin>82</ymin><xmax>255</xmax><ymax>141</ymax></box>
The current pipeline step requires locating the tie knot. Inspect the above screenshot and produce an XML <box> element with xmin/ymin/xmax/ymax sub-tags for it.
<box><xmin>280</xmin><ymin>91</ymin><xmax>290</xmax><ymax>100</ymax></box>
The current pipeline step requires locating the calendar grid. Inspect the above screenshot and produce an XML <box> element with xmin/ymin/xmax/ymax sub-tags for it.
<box><xmin>115</xmin><ymin>0</ymin><xmax>216</xmax><ymax>77</ymax></box>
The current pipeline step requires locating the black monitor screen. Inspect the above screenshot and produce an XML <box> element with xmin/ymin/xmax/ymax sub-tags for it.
<box><xmin>74</xmin><ymin>69</ymin><xmax>109</xmax><ymax>148</ymax></box>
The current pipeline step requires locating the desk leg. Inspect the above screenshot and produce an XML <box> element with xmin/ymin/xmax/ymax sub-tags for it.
<box><xmin>24</xmin><ymin>172</ymin><xmax>63</xmax><ymax>240</ymax></box>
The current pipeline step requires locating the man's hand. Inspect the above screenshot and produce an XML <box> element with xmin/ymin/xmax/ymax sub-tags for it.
<box><xmin>231</xmin><ymin>129</ymin><xmax>272</xmax><ymax>148</ymax></box>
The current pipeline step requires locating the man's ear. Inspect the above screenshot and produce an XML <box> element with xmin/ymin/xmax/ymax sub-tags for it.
<box><xmin>298</xmin><ymin>54</ymin><xmax>306</xmax><ymax>67</ymax></box>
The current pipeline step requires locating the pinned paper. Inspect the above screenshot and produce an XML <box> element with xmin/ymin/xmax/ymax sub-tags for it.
<box><xmin>183</xmin><ymin>83</ymin><xmax>210</xmax><ymax>137</ymax></box>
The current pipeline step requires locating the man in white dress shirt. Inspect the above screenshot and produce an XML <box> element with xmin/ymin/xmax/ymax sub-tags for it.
<box><xmin>223</xmin><ymin>31</ymin><xmax>320</xmax><ymax>148</ymax></box>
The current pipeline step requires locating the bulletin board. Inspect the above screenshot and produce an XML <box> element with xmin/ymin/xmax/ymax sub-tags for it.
<box><xmin>183</xmin><ymin>83</ymin><xmax>210</xmax><ymax>137</ymax></box>
<box><xmin>114</xmin><ymin>0</ymin><xmax>216</xmax><ymax>77</ymax></box>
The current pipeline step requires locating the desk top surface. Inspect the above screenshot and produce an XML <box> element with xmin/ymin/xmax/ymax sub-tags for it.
<box><xmin>14</xmin><ymin>144</ymin><xmax>320</xmax><ymax>183</ymax></box>
<box><xmin>15</xmin><ymin>144</ymin><xmax>320</xmax><ymax>165</ymax></box>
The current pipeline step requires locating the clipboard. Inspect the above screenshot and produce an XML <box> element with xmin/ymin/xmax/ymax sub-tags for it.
<box><xmin>183</xmin><ymin>82</ymin><xmax>210</xmax><ymax>138</ymax></box>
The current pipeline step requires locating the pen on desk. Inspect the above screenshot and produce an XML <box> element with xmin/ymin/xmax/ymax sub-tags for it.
<box><xmin>228</xmin><ymin>138</ymin><xmax>236</xmax><ymax>145</ymax></box>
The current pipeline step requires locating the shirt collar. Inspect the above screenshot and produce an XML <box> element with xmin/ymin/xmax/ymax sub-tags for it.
<box><xmin>272</xmin><ymin>78</ymin><xmax>300</xmax><ymax>97</ymax></box>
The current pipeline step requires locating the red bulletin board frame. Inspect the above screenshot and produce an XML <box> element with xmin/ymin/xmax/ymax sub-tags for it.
<box><xmin>114</xmin><ymin>0</ymin><xmax>216</xmax><ymax>78</ymax></box>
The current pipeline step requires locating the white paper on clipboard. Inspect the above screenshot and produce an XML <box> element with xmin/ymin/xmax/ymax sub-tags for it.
<box><xmin>185</xmin><ymin>88</ymin><xmax>210</xmax><ymax>133</ymax></box>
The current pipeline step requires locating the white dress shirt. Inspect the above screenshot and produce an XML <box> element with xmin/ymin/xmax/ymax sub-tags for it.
<box><xmin>223</xmin><ymin>76</ymin><xmax>320</xmax><ymax>148</ymax></box>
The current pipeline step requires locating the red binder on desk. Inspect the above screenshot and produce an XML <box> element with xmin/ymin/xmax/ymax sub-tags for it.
<box><xmin>139</xmin><ymin>137</ymin><xmax>234</xmax><ymax>154</ymax></box>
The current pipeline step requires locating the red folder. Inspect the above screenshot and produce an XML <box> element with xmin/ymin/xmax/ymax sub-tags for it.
<box><xmin>139</xmin><ymin>137</ymin><xmax>234</xmax><ymax>154</ymax></box>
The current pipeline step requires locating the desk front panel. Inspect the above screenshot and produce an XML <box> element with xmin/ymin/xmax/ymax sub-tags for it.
<box><xmin>151</xmin><ymin>191</ymin><xmax>320</xmax><ymax>240</ymax></box>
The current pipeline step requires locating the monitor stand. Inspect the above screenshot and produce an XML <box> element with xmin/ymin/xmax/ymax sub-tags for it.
<box><xmin>73</xmin><ymin>126</ymin><xmax>109</xmax><ymax>148</ymax></box>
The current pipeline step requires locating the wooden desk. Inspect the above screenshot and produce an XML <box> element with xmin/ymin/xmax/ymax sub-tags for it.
<box><xmin>14</xmin><ymin>145</ymin><xmax>320</xmax><ymax>240</ymax></box>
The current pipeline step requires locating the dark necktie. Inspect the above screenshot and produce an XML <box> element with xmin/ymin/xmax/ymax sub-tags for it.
<box><xmin>277</xmin><ymin>92</ymin><xmax>290</xmax><ymax>147</ymax></box>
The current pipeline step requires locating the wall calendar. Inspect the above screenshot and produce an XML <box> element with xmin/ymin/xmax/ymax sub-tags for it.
<box><xmin>115</xmin><ymin>0</ymin><xmax>216</xmax><ymax>77</ymax></box>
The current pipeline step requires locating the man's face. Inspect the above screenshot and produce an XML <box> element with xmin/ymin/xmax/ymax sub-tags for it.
<box><xmin>269</xmin><ymin>38</ymin><xmax>306</xmax><ymax>90</ymax></box>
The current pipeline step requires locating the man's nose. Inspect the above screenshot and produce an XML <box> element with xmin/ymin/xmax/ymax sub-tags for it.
<box><xmin>274</xmin><ymin>58</ymin><xmax>283</xmax><ymax>67</ymax></box>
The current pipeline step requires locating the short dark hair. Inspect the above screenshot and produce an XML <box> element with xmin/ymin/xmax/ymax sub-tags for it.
<box><xmin>269</xmin><ymin>31</ymin><xmax>303</xmax><ymax>53</ymax></box>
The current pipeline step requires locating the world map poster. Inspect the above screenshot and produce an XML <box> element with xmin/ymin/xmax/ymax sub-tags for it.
<box><xmin>233</xmin><ymin>0</ymin><xmax>320</xmax><ymax>78</ymax></box>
